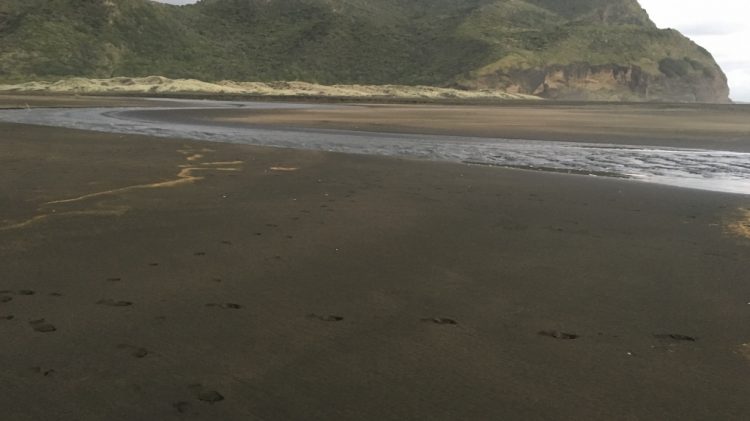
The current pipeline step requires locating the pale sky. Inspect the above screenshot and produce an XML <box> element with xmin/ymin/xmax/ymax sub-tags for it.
<box><xmin>156</xmin><ymin>0</ymin><xmax>750</xmax><ymax>101</ymax></box>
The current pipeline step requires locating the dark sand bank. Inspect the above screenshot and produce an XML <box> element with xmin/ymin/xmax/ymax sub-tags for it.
<box><xmin>205</xmin><ymin>103</ymin><xmax>750</xmax><ymax>152</ymax></box>
<box><xmin>0</xmin><ymin>94</ymin><xmax>179</xmax><ymax>109</ymax></box>
<box><xmin>1</xmin><ymin>120</ymin><xmax>750</xmax><ymax>420</ymax></box>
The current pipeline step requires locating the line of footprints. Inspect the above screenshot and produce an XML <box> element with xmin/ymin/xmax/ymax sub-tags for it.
<box><xmin>0</xmin><ymin>283</ymin><xmax>700</xmax><ymax>344</ymax></box>
<box><xmin>1</xmin><ymin>244</ymin><xmax>699</xmax><ymax>413</ymax></box>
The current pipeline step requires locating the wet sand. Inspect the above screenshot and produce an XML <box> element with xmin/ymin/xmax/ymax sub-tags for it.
<box><xmin>1</xmin><ymin>97</ymin><xmax>750</xmax><ymax>420</ymax></box>
<box><xmin>0</xmin><ymin>94</ymin><xmax>183</xmax><ymax>109</ymax></box>
<box><xmin>207</xmin><ymin>102</ymin><xmax>750</xmax><ymax>152</ymax></box>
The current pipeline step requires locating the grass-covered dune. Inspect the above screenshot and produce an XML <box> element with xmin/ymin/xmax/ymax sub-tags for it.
<box><xmin>0</xmin><ymin>76</ymin><xmax>539</xmax><ymax>100</ymax></box>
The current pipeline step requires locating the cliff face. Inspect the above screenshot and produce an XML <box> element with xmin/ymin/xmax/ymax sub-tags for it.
<box><xmin>455</xmin><ymin>1</ymin><xmax>730</xmax><ymax>102</ymax></box>
<box><xmin>0</xmin><ymin>0</ymin><xmax>731</xmax><ymax>103</ymax></box>
<box><xmin>468</xmin><ymin>62</ymin><xmax>729</xmax><ymax>103</ymax></box>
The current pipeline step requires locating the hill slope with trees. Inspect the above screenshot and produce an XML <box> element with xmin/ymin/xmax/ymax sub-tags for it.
<box><xmin>0</xmin><ymin>0</ymin><xmax>730</xmax><ymax>102</ymax></box>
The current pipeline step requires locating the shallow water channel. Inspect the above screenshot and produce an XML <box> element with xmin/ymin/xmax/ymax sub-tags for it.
<box><xmin>1</xmin><ymin>99</ymin><xmax>748</xmax><ymax>194</ymax></box>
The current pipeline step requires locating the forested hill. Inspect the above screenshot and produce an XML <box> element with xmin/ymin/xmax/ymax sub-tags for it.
<box><xmin>0</xmin><ymin>0</ymin><xmax>730</xmax><ymax>102</ymax></box>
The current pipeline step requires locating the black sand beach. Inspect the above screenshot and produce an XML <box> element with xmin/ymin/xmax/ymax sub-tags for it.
<box><xmin>1</xmin><ymin>96</ymin><xmax>750</xmax><ymax>420</ymax></box>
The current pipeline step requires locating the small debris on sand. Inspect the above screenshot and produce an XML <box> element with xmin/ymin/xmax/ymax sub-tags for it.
<box><xmin>421</xmin><ymin>317</ymin><xmax>458</xmax><ymax>325</ymax></box>
<box><xmin>654</xmin><ymin>334</ymin><xmax>697</xmax><ymax>342</ymax></box>
<box><xmin>538</xmin><ymin>330</ymin><xmax>579</xmax><ymax>340</ymax></box>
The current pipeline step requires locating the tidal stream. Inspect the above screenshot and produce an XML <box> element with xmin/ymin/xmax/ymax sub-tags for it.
<box><xmin>1</xmin><ymin>99</ymin><xmax>748</xmax><ymax>194</ymax></box>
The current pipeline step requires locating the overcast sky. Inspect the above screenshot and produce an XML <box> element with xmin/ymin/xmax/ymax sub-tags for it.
<box><xmin>155</xmin><ymin>0</ymin><xmax>749</xmax><ymax>101</ymax></box>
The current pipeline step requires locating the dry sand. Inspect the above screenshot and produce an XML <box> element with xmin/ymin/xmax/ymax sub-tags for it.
<box><xmin>1</xmin><ymin>96</ymin><xmax>750</xmax><ymax>420</ymax></box>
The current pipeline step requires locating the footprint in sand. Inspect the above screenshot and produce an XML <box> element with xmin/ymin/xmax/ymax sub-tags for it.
<box><xmin>205</xmin><ymin>303</ymin><xmax>242</xmax><ymax>310</ymax></box>
<box><xmin>0</xmin><ymin>290</ymin><xmax>36</xmax><ymax>297</ymax></box>
<box><xmin>173</xmin><ymin>401</ymin><xmax>191</xmax><ymax>414</ymax></box>
<box><xmin>307</xmin><ymin>313</ymin><xmax>344</xmax><ymax>322</ymax></box>
<box><xmin>188</xmin><ymin>384</ymin><xmax>225</xmax><ymax>404</ymax></box>
<box><xmin>30</xmin><ymin>367</ymin><xmax>56</xmax><ymax>377</ymax></box>
<box><xmin>421</xmin><ymin>317</ymin><xmax>458</xmax><ymax>325</ymax></box>
<box><xmin>97</xmin><ymin>299</ymin><xmax>133</xmax><ymax>307</ymax></box>
<box><xmin>149</xmin><ymin>262</ymin><xmax>160</xmax><ymax>267</ymax></box>
<box><xmin>117</xmin><ymin>344</ymin><xmax>149</xmax><ymax>358</ymax></box>
<box><xmin>106</xmin><ymin>277</ymin><xmax>122</xmax><ymax>282</ymax></box>
<box><xmin>194</xmin><ymin>252</ymin><xmax>206</xmax><ymax>256</ymax></box>
<box><xmin>654</xmin><ymin>333</ymin><xmax>697</xmax><ymax>342</ymax></box>
<box><xmin>49</xmin><ymin>292</ymin><xmax>63</xmax><ymax>297</ymax></box>
<box><xmin>198</xmin><ymin>391</ymin><xmax>224</xmax><ymax>403</ymax></box>
<box><xmin>221</xmin><ymin>240</ymin><xmax>233</xmax><ymax>245</ymax></box>
<box><xmin>2</xmin><ymin>315</ymin><xmax>14</xmax><ymax>320</ymax></box>
<box><xmin>29</xmin><ymin>319</ymin><xmax>56</xmax><ymax>333</ymax></box>
<box><xmin>538</xmin><ymin>330</ymin><xmax>579</xmax><ymax>340</ymax></box>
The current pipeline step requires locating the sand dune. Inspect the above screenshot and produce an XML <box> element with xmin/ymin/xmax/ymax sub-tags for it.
<box><xmin>0</xmin><ymin>76</ymin><xmax>539</xmax><ymax>100</ymax></box>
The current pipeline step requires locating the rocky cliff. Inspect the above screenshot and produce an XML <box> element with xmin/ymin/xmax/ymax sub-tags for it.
<box><xmin>466</xmin><ymin>61</ymin><xmax>728</xmax><ymax>103</ymax></box>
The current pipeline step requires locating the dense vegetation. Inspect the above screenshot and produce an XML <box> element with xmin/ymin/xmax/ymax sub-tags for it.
<box><xmin>0</xmin><ymin>0</ymin><xmax>730</xmax><ymax>101</ymax></box>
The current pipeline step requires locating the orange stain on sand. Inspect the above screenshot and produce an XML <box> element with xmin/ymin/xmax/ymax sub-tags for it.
<box><xmin>0</xmin><ymin>148</ymin><xmax>242</xmax><ymax>231</ymax></box>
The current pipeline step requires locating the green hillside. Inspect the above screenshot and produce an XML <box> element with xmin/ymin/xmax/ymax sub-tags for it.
<box><xmin>0</xmin><ymin>0</ymin><xmax>730</xmax><ymax>102</ymax></box>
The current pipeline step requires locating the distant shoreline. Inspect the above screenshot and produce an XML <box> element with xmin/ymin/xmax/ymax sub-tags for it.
<box><xmin>3</xmin><ymin>77</ymin><xmax>749</xmax><ymax>109</ymax></box>
<box><xmin>0</xmin><ymin>76</ymin><xmax>539</xmax><ymax>103</ymax></box>
<box><xmin>3</xmin><ymin>92</ymin><xmax>750</xmax><ymax>111</ymax></box>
